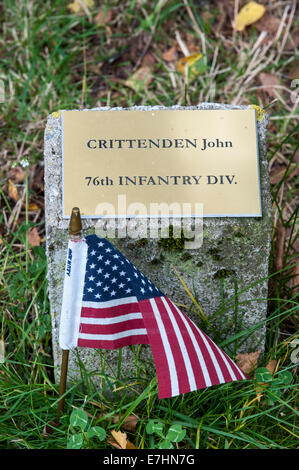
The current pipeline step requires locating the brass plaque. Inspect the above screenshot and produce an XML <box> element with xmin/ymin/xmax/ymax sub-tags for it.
<box><xmin>62</xmin><ymin>109</ymin><xmax>262</xmax><ymax>218</ymax></box>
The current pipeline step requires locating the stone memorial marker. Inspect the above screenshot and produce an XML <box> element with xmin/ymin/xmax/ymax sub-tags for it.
<box><xmin>44</xmin><ymin>104</ymin><xmax>272</xmax><ymax>386</ymax></box>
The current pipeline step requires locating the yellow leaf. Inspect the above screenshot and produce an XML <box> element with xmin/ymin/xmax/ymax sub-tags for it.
<box><xmin>176</xmin><ymin>53</ymin><xmax>204</xmax><ymax>79</ymax></box>
<box><xmin>67</xmin><ymin>0</ymin><xmax>94</xmax><ymax>14</ymax></box>
<box><xmin>110</xmin><ymin>430</ymin><xmax>136</xmax><ymax>449</ymax></box>
<box><xmin>8</xmin><ymin>179</ymin><xmax>19</xmax><ymax>202</ymax></box>
<box><xmin>28</xmin><ymin>203</ymin><xmax>39</xmax><ymax>211</ymax></box>
<box><xmin>110</xmin><ymin>430</ymin><xmax>127</xmax><ymax>449</ymax></box>
<box><xmin>235</xmin><ymin>1</ymin><xmax>266</xmax><ymax>31</ymax></box>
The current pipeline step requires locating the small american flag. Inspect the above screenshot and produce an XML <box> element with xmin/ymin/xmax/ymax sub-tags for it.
<box><xmin>59</xmin><ymin>234</ymin><xmax>247</xmax><ymax>399</ymax></box>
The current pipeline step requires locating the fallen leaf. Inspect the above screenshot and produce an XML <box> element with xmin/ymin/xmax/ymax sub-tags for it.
<box><xmin>88</xmin><ymin>401</ymin><xmax>139</xmax><ymax>431</ymax></box>
<box><xmin>286</xmin><ymin>31</ymin><xmax>299</xmax><ymax>50</ymax></box>
<box><xmin>162</xmin><ymin>45</ymin><xmax>178</xmax><ymax>62</ymax></box>
<box><xmin>125</xmin><ymin>66</ymin><xmax>153</xmax><ymax>92</ymax></box>
<box><xmin>8</xmin><ymin>179</ymin><xmax>19</xmax><ymax>202</ymax></box>
<box><xmin>236</xmin><ymin>350</ymin><xmax>262</xmax><ymax>375</ymax></box>
<box><xmin>255</xmin><ymin>13</ymin><xmax>281</xmax><ymax>35</ymax></box>
<box><xmin>112</xmin><ymin>414</ymin><xmax>138</xmax><ymax>432</ymax></box>
<box><xmin>67</xmin><ymin>0</ymin><xmax>94</xmax><ymax>14</ymax></box>
<box><xmin>288</xmin><ymin>59</ymin><xmax>299</xmax><ymax>80</ymax></box>
<box><xmin>141</xmin><ymin>53</ymin><xmax>156</xmax><ymax>68</ymax></box>
<box><xmin>28</xmin><ymin>227</ymin><xmax>41</xmax><ymax>247</ymax></box>
<box><xmin>109</xmin><ymin>430</ymin><xmax>136</xmax><ymax>449</ymax></box>
<box><xmin>94</xmin><ymin>6</ymin><xmax>113</xmax><ymax>26</ymax></box>
<box><xmin>7</xmin><ymin>167</ymin><xmax>26</xmax><ymax>183</ymax></box>
<box><xmin>176</xmin><ymin>53</ymin><xmax>205</xmax><ymax>80</ymax></box>
<box><xmin>270</xmin><ymin>165</ymin><xmax>286</xmax><ymax>185</ymax></box>
<box><xmin>28</xmin><ymin>203</ymin><xmax>39</xmax><ymax>211</ymax></box>
<box><xmin>266</xmin><ymin>359</ymin><xmax>277</xmax><ymax>375</ymax></box>
<box><xmin>42</xmin><ymin>420</ymin><xmax>58</xmax><ymax>438</ymax></box>
<box><xmin>185</xmin><ymin>33</ymin><xmax>199</xmax><ymax>54</ymax></box>
<box><xmin>258</xmin><ymin>73</ymin><xmax>279</xmax><ymax>99</ymax></box>
<box><xmin>235</xmin><ymin>1</ymin><xmax>266</xmax><ymax>32</ymax></box>
<box><xmin>110</xmin><ymin>430</ymin><xmax>127</xmax><ymax>449</ymax></box>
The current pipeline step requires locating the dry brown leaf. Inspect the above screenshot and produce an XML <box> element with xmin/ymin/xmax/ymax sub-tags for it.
<box><xmin>255</xmin><ymin>14</ymin><xmax>280</xmax><ymax>35</ymax></box>
<box><xmin>8</xmin><ymin>179</ymin><xmax>19</xmax><ymax>202</ymax></box>
<box><xmin>141</xmin><ymin>53</ymin><xmax>156</xmax><ymax>68</ymax></box>
<box><xmin>286</xmin><ymin>31</ymin><xmax>299</xmax><ymax>50</ymax></box>
<box><xmin>7</xmin><ymin>167</ymin><xmax>26</xmax><ymax>183</ymax></box>
<box><xmin>265</xmin><ymin>359</ymin><xmax>277</xmax><ymax>375</ymax></box>
<box><xmin>112</xmin><ymin>414</ymin><xmax>138</xmax><ymax>432</ymax></box>
<box><xmin>258</xmin><ymin>73</ymin><xmax>280</xmax><ymax>99</ymax></box>
<box><xmin>236</xmin><ymin>350</ymin><xmax>262</xmax><ymax>375</ymax></box>
<box><xmin>125</xmin><ymin>66</ymin><xmax>153</xmax><ymax>92</ymax></box>
<box><xmin>42</xmin><ymin>420</ymin><xmax>57</xmax><ymax>438</ymax></box>
<box><xmin>88</xmin><ymin>401</ymin><xmax>139</xmax><ymax>431</ymax></box>
<box><xmin>270</xmin><ymin>165</ymin><xmax>285</xmax><ymax>185</ymax></box>
<box><xmin>288</xmin><ymin>59</ymin><xmax>299</xmax><ymax>80</ymax></box>
<box><xmin>109</xmin><ymin>430</ymin><xmax>136</xmax><ymax>449</ymax></box>
<box><xmin>162</xmin><ymin>45</ymin><xmax>178</xmax><ymax>62</ymax></box>
<box><xmin>28</xmin><ymin>227</ymin><xmax>41</xmax><ymax>247</ymax></box>
<box><xmin>94</xmin><ymin>6</ymin><xmax>113</xmax><ymax>25</ymax></box>
<box><xmin>67</xmin><ymin>0</ymin><xmax>94</xmax><ymax>14</ymax></box>
<box><xmin>235</xmin><ymin>1</ymin><xmax>266</xmax><ymax>32</ymax></box>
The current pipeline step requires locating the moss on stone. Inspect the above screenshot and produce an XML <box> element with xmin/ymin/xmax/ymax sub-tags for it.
<box><xmin>132</xmin><ymin>238</ymin><xmax>148</xmax><ymax>248</ymax></box>
<box><xmin>208</xmin><ymin>247</ymin><xmax>223</xmax><ymax>261</ymax></box>
<box><xmin>180</xmin><ymin>252</ymin><xmax>193</xmax><ymax>262</ymax></box>
<box><xmin>213</xmin><ymin>269</ymin><xmax>235</xmax><ymax>279</ymax></box>
<box><xmin>157</xmin><ymin>225</ymin><xmax>186</xmax><ymax>251</ymax></box>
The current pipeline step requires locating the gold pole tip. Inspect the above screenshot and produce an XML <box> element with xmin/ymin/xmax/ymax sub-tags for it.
<box><xmin>69</xmin><ymin>207</ymin><xmax>82</xmax><ymax>235</ymax></box>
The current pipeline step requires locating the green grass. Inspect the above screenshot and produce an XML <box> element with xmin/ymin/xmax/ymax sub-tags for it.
<box><xmin>0</xmin><ymin>0</ymin><xmax>298</xmax><ymax>449</ymax></box>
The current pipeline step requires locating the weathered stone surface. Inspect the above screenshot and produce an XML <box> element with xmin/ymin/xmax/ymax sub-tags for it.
<box><xmin>44</xmin><ymin>104</ymin><xmax>272</xmax><ymax>387</ymax></box>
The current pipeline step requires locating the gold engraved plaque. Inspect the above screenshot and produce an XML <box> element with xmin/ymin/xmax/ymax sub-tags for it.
<box><xmin>62</xmin><ymin>108</ymin><xmax>262</xmax><ymax>218</ymax></box>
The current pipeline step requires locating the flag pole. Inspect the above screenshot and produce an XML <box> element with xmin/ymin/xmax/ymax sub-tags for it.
<box><xmin>56</xmin><ymin>207</ymin><xmax>83</xmax><ymax>425</ymax></box>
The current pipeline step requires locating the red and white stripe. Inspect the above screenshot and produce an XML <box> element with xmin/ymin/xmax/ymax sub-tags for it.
<box><xmin>77</xmin><ymin>294</ymin><xmax>247</xmax><ymax>399</ymax></box>
<box><xmin>78</xmin><ymin>296</ymin><xmax>149</xmax><ymax>349</ymax></box>
<box><xmin>139</xmin><ymin>296</ymin><xmax>247</xmax><ymax>399</ymax></box>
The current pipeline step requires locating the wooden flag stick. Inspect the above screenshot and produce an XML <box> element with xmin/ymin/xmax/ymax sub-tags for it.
<box><xmin>56</xmin><ymin>207</ymin><xmax>83</xmax><ymax>425</ymax></box>
<box><xmin>56</xmin><ymin>349</ymin><xmax>69</xmax><ymax>424</ymax></box>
